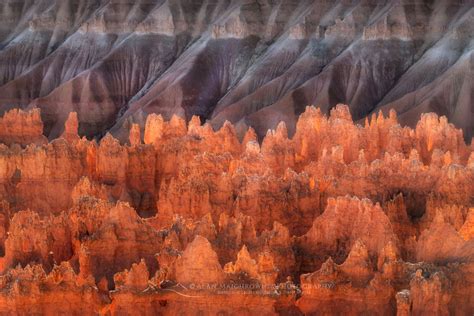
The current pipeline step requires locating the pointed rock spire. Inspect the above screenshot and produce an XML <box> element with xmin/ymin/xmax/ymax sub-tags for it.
<box><xmin>174</xmin><ymin>235</ymin><xmax>225</xmax><ymax>285</ymax></box>
<box><xmin>61</xmin><ymin>112</ymin><xmax>79</xmax><ymax>143</ymax></box>
<box><xmin>128</xmin><ymin>123</ymin><xmax>141</xmax><ymax>146</ymax></box>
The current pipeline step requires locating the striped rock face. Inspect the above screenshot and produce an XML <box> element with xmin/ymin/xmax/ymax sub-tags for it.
<box><xmin>0</xmin><ymin>1</ymin><xmax>473</xmax><ymax>315</ymax></box>
<box><xmin>0</xmin><ymin>0</ymin><xmax>472</xmax><ymax>142</ymax></box>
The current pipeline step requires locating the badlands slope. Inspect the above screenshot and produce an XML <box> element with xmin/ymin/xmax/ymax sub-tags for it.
<box><xmin>0</xmin><ymin>0</ymin><xmax>472</xmax><ymax>141</ymax></box>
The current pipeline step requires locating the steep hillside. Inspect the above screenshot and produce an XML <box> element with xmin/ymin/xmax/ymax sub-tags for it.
<box><xmin>0</xmin><ymin>0</ymin><xmax>472</xmax><ymax>141</ymax></box>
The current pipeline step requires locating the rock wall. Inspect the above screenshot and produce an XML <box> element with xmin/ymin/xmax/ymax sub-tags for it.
<box><xmin>0</xmin><ymin>105</ymin><xmax>472</xmax><ymax>314</ymax></box>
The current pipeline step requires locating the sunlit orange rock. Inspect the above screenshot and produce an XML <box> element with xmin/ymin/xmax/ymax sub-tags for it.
<box><xmin>0</xmin><ymin>108</ymin><xmax>47</xmax><ymax>146</ymax></box>
<box><xmin>0</xmin><ymin>105</ymin><xmax>472</xmax><ymax>314</ymax></box>
<box><xmin>0</xmin><ymin>262</ymin><xmax>103</xmax><ymax>314</ymax></box>
<box><xmin>173</xmin><ymin>235</ymin><xmax>225</xmax><ymax>285</ymax></box>
<box><xmin>409</xmin><ymin>269</ymin><xmax>452</xmax><ymax>315</ymax></box>
<box><xmin>297</xmin><ymin>196</ymin><xmax>398</xmax><ymax>272</ymax></box>
<box><xmin>61</xmin><ymin>112</ymin><xmax>80</xmax><ymax>143</ymax></box>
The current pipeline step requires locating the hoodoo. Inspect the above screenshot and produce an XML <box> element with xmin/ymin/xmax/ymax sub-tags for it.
<box><xmin>0</xmin><ymin>105</ymin><xmax>472</xmax><ymax>314</ymax></box>
<box><xmin>0</xmin><ymin>0</ymin><xmax>473</xmax><ymax>314</ymax></box>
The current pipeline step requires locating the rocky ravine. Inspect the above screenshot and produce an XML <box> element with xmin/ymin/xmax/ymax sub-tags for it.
<box><xmin>0</xmin><ymin>0</ymin><xmax>472</xmax><ymax>142</ymax></box>
<box><xmin>0</xmin><ymin>105</ymin><xmax>472</xmax><ymax>314</ymax></box>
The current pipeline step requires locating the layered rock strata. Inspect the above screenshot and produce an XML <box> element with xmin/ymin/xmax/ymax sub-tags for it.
<box><xmin>0</xmin><ymin>0</ymin><xmax>472</xmax><ymax>141</ymax></box>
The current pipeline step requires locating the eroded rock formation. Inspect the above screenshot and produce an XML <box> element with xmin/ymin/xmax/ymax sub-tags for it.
<box><xmin>0</xmin><ymin>105</ymin><xmax>472</xmax><ymax>314</ymax></box>
<box><xmin>0</xmin><ymin>0</ymin><xmax>472</xmax><ymax>142</ymax></box>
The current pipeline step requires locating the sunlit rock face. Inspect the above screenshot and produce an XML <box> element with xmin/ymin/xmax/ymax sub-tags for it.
<box><xmin>0</xmin><ymin>0</ymin><xmax>473</xmax><ymax>314</ymax></box>
<box><xmin>0</xmin><ymin>105</ymin><xmax>472</xmax><ymax>314</ymax></box>
<box><xmin>0</xmin><ymin>0</ymin><xmax>472</xmax><ymax>142</ymax></box>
